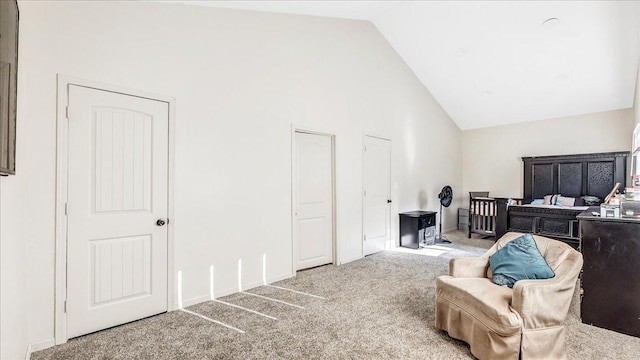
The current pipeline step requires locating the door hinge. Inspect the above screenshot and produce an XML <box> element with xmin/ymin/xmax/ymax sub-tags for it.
<box><xmin>364</xmin><ymin>234</ymin><xmax>367</xmax><ymax>242</ymax></box>
<box><xmin>65</xmin><ymin>106</ymin><xmax>70</xmax><ymax>120</ymax></box>
<box><xmin>64</xmin><ymin>203</ymin><xmax>68</xmax><ymax>215</ymax></box>
<box><xmin>64</xmin><ymin>300</ymin><xmax>67</xmax><ymax>313</ymax></box>
<box><xmin>364</xmin><ymin>190</ymin><xmax>367</xmax><ymax>196</ymax></box>
<box><xmin>364</xmin><ymin>146</ymin><xmax>367</xmax><ymax>152</ymax></box>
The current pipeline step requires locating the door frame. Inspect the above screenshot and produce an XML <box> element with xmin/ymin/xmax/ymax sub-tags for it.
<box><xmin>361</xmin><ymin>133</ymin><xmax>392</xmax><ymax>257</ymax></box>
<box><xmin>291</xmin><ymin>125</ymin><xmax>337</xmax><ymax>274</ymax></box>
<box><xmin>54</xmin><ymin>75</ymin><xmax>176</xmax><ymax>344</ymax></box>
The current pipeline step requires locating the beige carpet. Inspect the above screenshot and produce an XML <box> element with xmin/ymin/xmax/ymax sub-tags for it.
<box><xmin>33</xmin><ymin>234</ymin><xmax>640</xmax><ymax>359</ymax></box>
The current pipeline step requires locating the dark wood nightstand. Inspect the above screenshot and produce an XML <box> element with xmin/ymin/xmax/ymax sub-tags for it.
<box><xmin>399</xmin><ymin>211</ymin><xmax>436</xmax><ymax>249</ymax></box>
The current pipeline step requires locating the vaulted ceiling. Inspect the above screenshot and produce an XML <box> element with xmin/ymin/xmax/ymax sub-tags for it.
<box><xmin>164</xmin><ymin>1</ymin><xmax>640</xmax><ymax>130</ymax></box>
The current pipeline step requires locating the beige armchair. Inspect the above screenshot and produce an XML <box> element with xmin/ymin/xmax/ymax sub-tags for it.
<box><xmin>435</xmin><ymin>232</ymin><xmax>583</xmax><ymax>360</ymax></box>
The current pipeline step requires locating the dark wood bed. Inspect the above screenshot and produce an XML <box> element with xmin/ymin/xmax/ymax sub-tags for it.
<box><xmin>493</xmin><ymin>151</ymin><xmax>629</xmax><ymax>249</ymax></box>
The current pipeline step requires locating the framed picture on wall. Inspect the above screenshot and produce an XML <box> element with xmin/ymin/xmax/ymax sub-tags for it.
<box><xmin>0</xmin><ymin>0</ymin><xmax>18</xmax><ymax>175</ymax></box>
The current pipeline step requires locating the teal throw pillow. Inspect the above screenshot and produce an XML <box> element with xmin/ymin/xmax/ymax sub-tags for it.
<box><xmin>489</xmin><ymin>234</ymin><xmax>555</xmax><ymax>288</ymax></box>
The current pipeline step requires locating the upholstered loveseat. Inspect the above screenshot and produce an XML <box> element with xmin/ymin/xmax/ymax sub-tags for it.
<box><xmin>435</xmin><ymin>232</ymin><xmax>583</xmax><ymax>359</ymax></box>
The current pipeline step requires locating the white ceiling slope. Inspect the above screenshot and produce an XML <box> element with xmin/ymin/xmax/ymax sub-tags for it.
<box><xmin>162</xmin><ymin>1</ymin><xmax>639</xmax><ymax>130</ymax></box>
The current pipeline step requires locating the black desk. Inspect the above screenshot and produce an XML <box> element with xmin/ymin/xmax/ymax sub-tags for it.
<box><xmin>399</xmin><ymin>211</ymin><xmax>437</xmax><ymax>249</ymax></box>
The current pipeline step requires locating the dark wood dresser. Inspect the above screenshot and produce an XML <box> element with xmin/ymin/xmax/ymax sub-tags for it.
<box><xmin>578</xmin><ymin>213</ymin><xmax>640</xmax><ymax>337</ymax></box>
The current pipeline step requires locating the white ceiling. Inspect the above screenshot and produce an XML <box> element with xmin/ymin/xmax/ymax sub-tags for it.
<box><xmin>161</xmin><ymin>1</ymin><xmax>640</xmax><ymax>130</ymax></box>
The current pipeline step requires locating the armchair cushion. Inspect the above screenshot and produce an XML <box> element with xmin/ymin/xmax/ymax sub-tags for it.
<box><xmin>449</xmin><ymin>257</ymin><xmax>489</xmax><ymax>278</ymax></box>
<box><xmin>436</xmin><ymin>277</ymin><xmax>521</xmax><ymax>335</ymax></box>
<box><xmin>489</xmin><ymin>233</ymin><xmax>555</xmax><ymax>288</ymax></box>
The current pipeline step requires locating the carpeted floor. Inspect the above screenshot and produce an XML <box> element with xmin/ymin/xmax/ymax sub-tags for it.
<box><xmin>33</xmin><ymin>232</ymin><xmax>640</xmax><ymax>359</ymax></box>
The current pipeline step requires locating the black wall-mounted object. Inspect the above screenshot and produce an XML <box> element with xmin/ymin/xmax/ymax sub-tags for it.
<box><xmin>0</xmin><ymin>0</ymin><xmax>18</xmax><ymax>175</ymax></box>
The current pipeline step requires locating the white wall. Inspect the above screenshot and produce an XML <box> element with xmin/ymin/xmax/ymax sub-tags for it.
<box><xmin>0</xmin><ymin>1</ymin><xmax>461</xmax><ymax>353</ymax></box>
<box><xmin>0</xmin><ymin>178</ymin><xmax>29</xmax><ymax>359</ymax></box>
<box><xmin>462</xmin><ymin>109</ymin><xmax>635</xmax><ymax>205</ymax></box>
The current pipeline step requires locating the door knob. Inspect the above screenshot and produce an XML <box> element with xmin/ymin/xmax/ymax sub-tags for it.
<box><xmin>387</xmin><ymin>199</ymin><xmax>392</xmax><ymax>203</ymax></box>
<box><xmin>156</xmin><ymin>218</ymin><xmax>167</xmax><ymax>226</ymax></box>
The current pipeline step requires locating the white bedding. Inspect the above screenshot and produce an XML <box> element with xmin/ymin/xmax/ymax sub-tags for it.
<box><xmin>515</xmin><ymin>204</ymin><xmax>589</xmax><ymax>211</ymax></box>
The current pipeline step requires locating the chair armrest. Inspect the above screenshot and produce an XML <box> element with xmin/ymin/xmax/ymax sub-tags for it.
<box><xmin>511</xmin><ymin>254</ymin><xmax>583</xmax><ymax>330</ymax></box>
<box><xmin>449</xmin><ymin>257</ymin><xmax>489</xmax><ymax>278</ymax></box>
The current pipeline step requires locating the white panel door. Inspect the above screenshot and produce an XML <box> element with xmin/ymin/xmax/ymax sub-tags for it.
<box><xmin>66</xmin><ymin>85</ymin><xmax>169</xmax><ymax>338</ymax></box>
<box><xmin>363</xmin><ymin>136</ymin><xmax>391</xmax><ymax>256</ymax></box>
<box><xmin>293</xmin><ymin>132</ymin><xmax>333</xmax><ymax>271</ymax></box>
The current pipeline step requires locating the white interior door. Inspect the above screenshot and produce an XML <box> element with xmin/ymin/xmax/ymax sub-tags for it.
<box><xmin>66</xmin><ymin>85</ymin><xmax>169</xmax><ymax>338</ymax></box>
<box><xmin>293</xmin><ymin>131</ymin><xmax>334</xmax><ymax>271</ymax></box>
<box><xmin>363</xmin><ymin>136</ymin><xmax>391</xmax><ymax>256</ymax></box>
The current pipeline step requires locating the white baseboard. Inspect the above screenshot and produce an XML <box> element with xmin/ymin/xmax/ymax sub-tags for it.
<box><xmin>181</xmin><ymin>294</ymin><xmax>211</xmax><ymax>308</ymax></box>
<box><xmin>338</xmin><ymin>255</ymin><xmax>362</xmax><ymax>265</ymax></box>
<box><xmin>25</xmin><ymin>338</ymin><xmax>55</xmax><ymax>359</ymax></box>
<box><xmin>268</xmin><ymin>273</ymin><xmax>293</xmax><ymax>284</ymax></box>
<box><xmin>179</xmin><ymin>272</ymin><xmax>295</xmax><ymax>309</ymax></box>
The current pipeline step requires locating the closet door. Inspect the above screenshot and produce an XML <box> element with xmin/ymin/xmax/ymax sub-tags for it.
<box><xmin>293</xmin><ymin>131</ymin><xmax>334</xmax><ymax>270</ymax></box>
<box><xmin>363</xmin><ymin>136</ymin><xmax>391</xmax><ymax>256</ymax></box>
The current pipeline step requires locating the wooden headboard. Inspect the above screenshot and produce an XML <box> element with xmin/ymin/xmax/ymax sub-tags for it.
<box><xmin>522</xmin><ymin>151</ymin><xmax>629</xmax><ymax>204</ymax></box>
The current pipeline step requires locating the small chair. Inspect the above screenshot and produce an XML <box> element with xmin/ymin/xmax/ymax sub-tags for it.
<box><xmin>435</xmin><ymin>232</ymin><xmax>583</xmax><ymax>360</ymax></box>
